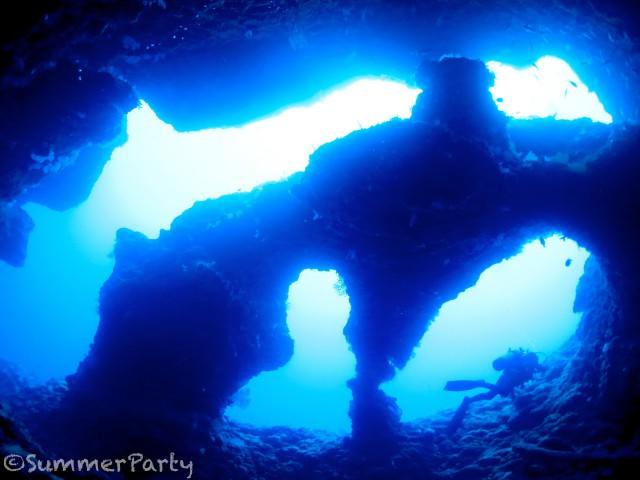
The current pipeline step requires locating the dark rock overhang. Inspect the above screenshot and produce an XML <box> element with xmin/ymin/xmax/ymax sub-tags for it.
<box><xmin>1</xmin><ymin>0</ymin><xmax>639</xmax><ymax>266</ymax></box>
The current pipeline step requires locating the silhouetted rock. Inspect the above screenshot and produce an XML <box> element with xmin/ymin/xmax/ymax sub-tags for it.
<box><xmin>412</xmin><ymin>56</ymin><xmax>508</xmax><ymax>142</ymax></box>
<box><xmin>47</xmin><ymin>58</ymin><xmax>640</xmax><ymax>480</ymax></box>
<box><xmin>1</xmin><ymin>0</ymin><xmax>639</xmax><ymax>265</ymax></box>
<box><xmin>2</xmin><ymin>3</ymin><xmax>640</xmax><ymax>475</ymax></box>
<box><xmin>0</xmin><ymin>64</ymin><xmax>136</xmax><ymax>265</ymax></box>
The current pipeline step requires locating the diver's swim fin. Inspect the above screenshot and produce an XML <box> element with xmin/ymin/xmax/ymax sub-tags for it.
<box><xmin>444</xmin><ymin>380</ymin><xmax>493</xmax><ymax>391</ymax></box>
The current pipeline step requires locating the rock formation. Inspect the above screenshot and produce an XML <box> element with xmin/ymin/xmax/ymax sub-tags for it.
<box><xmin>2</xmin><ymin>2</ymin><xmax>640</xmax><ymax>478</ymax></box>
<box><xmin>48</xmin><ymin>58</ymin><xmax>639</xmax><ymax>479</ymax></box>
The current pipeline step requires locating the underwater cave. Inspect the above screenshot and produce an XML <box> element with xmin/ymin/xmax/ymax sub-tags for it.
<box><xmin>1</xmin><ymin>2</ymin><xmax>640</xmax><ymax>479</ymax></box>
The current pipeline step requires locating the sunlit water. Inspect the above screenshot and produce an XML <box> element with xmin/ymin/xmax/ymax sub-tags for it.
<box><xmin>383</xmin><ymin>235</ymin><xmax>590</xmax><ymax>421</ymax></box>
<box><xmin>0</xmin><ymin>77</ymin><xmax>420</xmax><ymax>381</ymax></box>
<box><xmin>0</xmin><ymin>57</ymin><xmax>609</xmax><ymax>432</ymax></box>
<box><xmin>487</xmin><ymin>56</ymin><xmax>612</xmax><ymax>123</ymax></box>
<box><xmin>226</xmin><ymin>270</ymin><xmax>355</xmax><ymax>433</ymax></box>
<box><xmin>78</xmin><ymin>78</ymin><xmax>421</xmax><ymax>245</ymax></box>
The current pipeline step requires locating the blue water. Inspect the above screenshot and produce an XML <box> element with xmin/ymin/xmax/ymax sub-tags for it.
<box><xmin>0</xmin><ymin>77</ymin><xmax>419</xmax><ymax>382</ymax></box>
<box><xmin>226</xmin><ymin>270</ymin><xmax>355</xmax><ymax>434</ymax></box>
<box><xmin>0</xmin><ymin>57</ymin><xmax>608</xmax><ymax>432</ymax></box>
<box><xmin>383</xmin><ymin>235</ymin><xmax>590</xmax><ymax>421</ymax></box>
<box><xmin>0</xmin><ymin>203</ymin><xmax>112</xmax><ymax>381</ymax></box>
<box><xmin>224</xmin><ymin>235</ymin><xmax>589</xmax><ymax>432</ymax></box>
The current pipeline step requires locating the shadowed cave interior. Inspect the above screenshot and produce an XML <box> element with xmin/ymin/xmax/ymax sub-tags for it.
<box><xmin>2</xmin><ymin>2</ymin><xmax>640</xmax><ymax>479</ymax></box>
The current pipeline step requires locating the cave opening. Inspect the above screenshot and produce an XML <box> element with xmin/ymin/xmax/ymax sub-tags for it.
<box><xmin>225</xmin><ymin>234</ymin><xmax>590</xmax><ymax>434</ymax></box>
<box><xmin>226</xmin><ymin>269</ymin><xmax>355</xmax><ymax>434</ymax></box>
<box><xmin>4</xmin><ymin>1</ymin><xmax>640</xmax><ymax>476</ymax></box>
<box><xmin>0</xmin><ymin>77</ymin><xmax>419</xmax><ymax>382</ymax></box>
<box><xmin>486</xmin><ymin>56</ymin><xmax>613</xmax><ymax>123</ymax></box>
<box><xmin>384</xmin><ymin>234</ymin><xmax>590</xmax><ymax>422</ymax></box>
<box><xmin>2</xmin><ymin>28</ymin><xmax>638</xmax><ymax>479</ymax></box>
<box><xmin>0</xmin><ymin>55</ymin><xmax>609</xmax><ymax>407</ymax></box>
<box><xmin>0</xmin><ymin>52</ymin><xmax>614</xmax><ymax>448</ymax></box>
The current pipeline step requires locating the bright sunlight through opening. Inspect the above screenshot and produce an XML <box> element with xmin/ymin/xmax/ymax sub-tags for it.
<box><xmin>78</xmin><ymin>78</ymin><xmax>421</xmax><ymax>245</ymax></box>
<box><xmin>0</xmin><ymin>77</ymin><xmax>419</xmax><ymax>381</ymax></box>
<box><xmin>383</xmin><ymin>235</ymin><xmax>590</xmax><ymax>421</ymax></box>
<box><xmin>225</xmin><ymin>269</ymin><xmax>354</xmax><ymax>434</ymax></box>
<box><xmin>486</xmin><ymin>56</ymin><xmax>613</xmax><ymax>124</ymax></box>
<box><xmin>0</xmin><ymin>56</ymin><xmax>605</xmax><ymax>407</ymax></box>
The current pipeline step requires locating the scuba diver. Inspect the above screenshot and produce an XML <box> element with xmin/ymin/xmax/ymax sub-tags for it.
<box><xmin>445</xmin><ymin>348</ymin><xmax>541</xmax><ymax>433</ymax></box>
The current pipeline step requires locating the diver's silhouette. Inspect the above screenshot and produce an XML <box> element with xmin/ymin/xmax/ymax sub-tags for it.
<box><xmin>445</xmin><ymin>348</ymin><xmax>541</xmax><ymax>433</ymax></box>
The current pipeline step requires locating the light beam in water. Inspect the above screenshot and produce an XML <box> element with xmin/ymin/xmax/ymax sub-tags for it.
<box><xmin>77</xmin><ymin>78</ymin><xmax>421</xmax><ymax>246</ymax></box>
